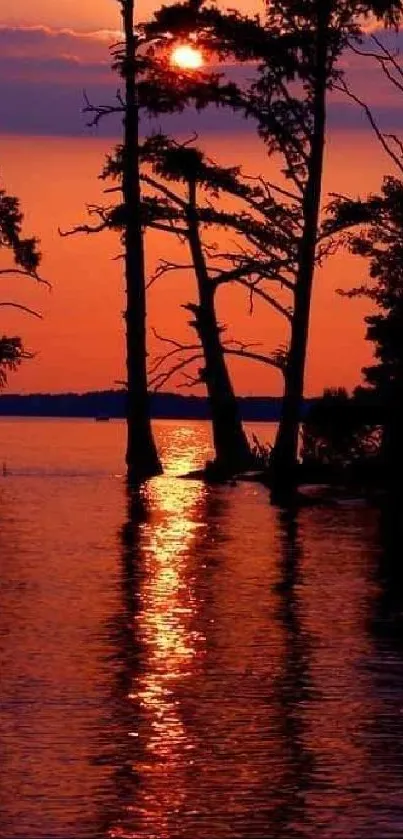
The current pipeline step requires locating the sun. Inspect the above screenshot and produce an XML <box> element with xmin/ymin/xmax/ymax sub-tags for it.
<box><xmin>171</xmin><ymin>44</ymin><xmax>204</xmax><ymax>70</ymax></box>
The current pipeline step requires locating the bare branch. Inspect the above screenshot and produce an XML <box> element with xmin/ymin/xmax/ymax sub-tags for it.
<box><xmin>178</xmin><ymin>371</ymin><xmax>201</xmax><ymax>389</ymax></box>
<box><xmin>349</xmin><ymin>35</ymin><xmax>403</xmax><ymax>94</ymax></box>
<box><xmin>141</xmin><ymin>174</ymin><xmax>187</xmax><ymax>208</ymax></box>
<box><xmin>82</xmin><ymin>90</ymin><xmax>124</xmax><ymax>128</ymax></box>
<box><xmin>0</xmin><ymin>302</ymin><xmax>42</xmax><ymax>319</ymax></box>
<box><xmin>0</xmin><ymin>268</ymin><xmax>51</xmax><ymax>288</ymax></box>
<box><xmin>235</xmin><ymin>277</ymin><xmax>293</xmax><ymax>320</ymax></box>
<box><xmin>147</xmin><ymin>259</ymin><xmax>193</xmax><ymax>289</ymax></box>
<box><xmin>151</xmin><ymin>325</ymin><xmax>198</xmax><ymax>351</ymax></box>
<box><xmin>150</xmin><ymin>353</ymin><xmax>204</xmax><ymax>390</ymax></box>
<box><xmin>149</xmin><ymin>327</ymin><xmax>200</xmax><ymax>377</ymax></box>
<box><xmin>223</xmin><ymin>345</ymin><xmax>284</xmax><ymax>371</ymax></box>
<box><xmin>59</xmin><ymin>222</ymin><xmax>108</xmax><ymax>238</ymax></box>
<box><xmin>214</xmin><ymin>257</ymin><xmax>295</xmax><ymax>293</ymax></box>
<box><xmin>334</xmin><ymin>78</ymin><xmax>403</xmax><ymax>174</ymax></box>
<box><xmin>148</xmin><ymin>221</ymin><xmax>188</xmax><ymax>236</ymax></box>
<box><xmin>384</xmin><ymin>133</ymin><xmax>403</xmax><ymax>158</ymax></box>
<box><xmin>243</xmin><ymin>173</ymin><xmax>302</xmax><ymax>204</ymax></box>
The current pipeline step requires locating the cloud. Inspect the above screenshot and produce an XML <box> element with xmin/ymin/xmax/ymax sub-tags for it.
<box><xmin>0</xmin><ymin>24</ymin><xmax>402</xmax><ymax>137</ymax></box>
<box><xmin>0</xmin><ymin>24</ymin><xmax>116</xmax><ymax>134</ymax></box>
<box><xmin>0</xmin><ymin>23</ymin><xmax>120</xmax><ymax>55</ymax></box>
<box><xmin>0</xmin><ymin>24</ymin><xmax>114</xmax><ymax>77</ymax></box>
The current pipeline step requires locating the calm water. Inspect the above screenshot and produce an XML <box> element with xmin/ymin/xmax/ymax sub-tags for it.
<box><xmin>0</xmin><ymin>418</ymin><xmax>403</xmax><ymax>839</ymax></box>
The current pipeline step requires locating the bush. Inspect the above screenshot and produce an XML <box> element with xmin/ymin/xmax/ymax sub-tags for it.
<box><xmin>301</xmin><ymin>388</ymin><xmax>381</xmax><ymax>475</ymax></box>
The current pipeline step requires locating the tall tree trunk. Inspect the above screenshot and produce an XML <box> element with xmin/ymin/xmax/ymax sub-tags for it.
<box><xmin>121</xmin><ymin>0</ymin><xmax>162</xmax><ymax>482</ymax></box>
<box><xmin>271</xmin><ymin>5</ymin><xmax>329</xmax><ymax>499</ymax></box>
<box><xmin>187</xmin><ymin>179</ymin><xmax>252</xmax><ymax>474</ymax></box>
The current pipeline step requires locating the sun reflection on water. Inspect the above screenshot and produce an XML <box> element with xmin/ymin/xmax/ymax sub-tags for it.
<box><xmin>112</xmin><ymin>463</ymin><xmax>207</xmax><ymax>838</ymax></box>
<box><xmin>3</xmin><ymin>421</ymin><xmax>403</xmax><ymax>839</ymax></box>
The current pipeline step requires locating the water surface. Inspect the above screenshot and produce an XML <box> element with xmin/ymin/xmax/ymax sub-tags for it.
<box><xmin>0</xmin><ymin>419</ymin><xmax>402</xmax><ymax>839</ymax></box>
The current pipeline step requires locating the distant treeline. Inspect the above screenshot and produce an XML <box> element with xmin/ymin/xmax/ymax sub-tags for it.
<box><xmin>0</xmin><ymin>390</ymin><xmax>385</xmax><ymax>423</ymax></box>
<box><xmin>0</xmin><ymin>390</ymin><xmax>290</xmax><ymax>421</ymax></box>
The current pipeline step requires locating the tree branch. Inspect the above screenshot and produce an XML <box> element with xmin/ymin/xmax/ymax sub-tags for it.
<box><xmin>235</xmin><ymin>276</ymin><xmax>293</xmax><ymax>320</ymax></box>
<box><xmin>334</xmin><ymin>78</ymin><xmax>403</xmax><ymax>174</ymax></box>
<box><xmin>0</xmin><ymin>268</ymin><xmax>51</xmax><ymax>288</ymax></box>
<box><xmin>82</xmin><ymin>90</ymin><xmax>124</xmax><ymax>128</ymax></box>
<box><xmin>140</xmin><ymin>173</ymin><xmax>187</xmax><ymax>208</ymax></box>
<box><xmin>0</xmin><ymin>302</ymin><xmax>42</xmax><ymax>318</ymax></box>
<box><xmin>147</xmin><ymin>260</ymin><xmax>193</xmax><ymax>289</ymax></box>
<box><xmin>223</xmin><ymin>345</ymin><xmax>285</xmax><ymax>371</ymax></box>
<box><xmin>150</xmin><ymin>352</ymin><xmax>204</xmax><ymax>390</ymax></box>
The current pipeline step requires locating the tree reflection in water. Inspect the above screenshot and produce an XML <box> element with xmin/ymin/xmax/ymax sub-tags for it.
<box><xmin>103</xmin><ymin>483</ymin><xmax>403</xmax><ymax>839</ymax></box>
<box><xmin>107</xmin><ymin>475</ymin><xmax>208</xmax><ymax>838</ymax></box>
<box><xmin>105</xmin><ymin>483</ymin><xmax>313</xmax><ymax>839</ymax></box>
<box><xmin>271</xmin><ymin>508</ymin><xmax>314</xmax><ymax>839</ymax></box>
<box><xmin>365</xmin><ymin>505</ymin><xmax>403</xmax><ymax>817</ymax></box>
<box><xmin>3</xmin><ymin>422</ymin><xmax>403</xmax><ymax>838</ymax></box>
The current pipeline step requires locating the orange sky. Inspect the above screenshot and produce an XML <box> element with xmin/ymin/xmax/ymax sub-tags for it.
<box><xmin>1</xmin><ymin>0</ymin><xmax>264</xmax><ymax>30</ymax></box>
<box><xmin>0</xmin><ymin>129</ymin><xmax>391</xmax><ymax>396</ymax></box>
<box><xmin>0</xmin><ymin>0</ymin><xmax>399</xmax><ymax>396</ymax></box>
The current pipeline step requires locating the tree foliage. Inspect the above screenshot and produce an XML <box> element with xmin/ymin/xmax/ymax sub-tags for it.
<box><xmin>0</xmin><ymin>185</ymin><xmax>42</xmax><ymax>387</ymax></box>
<box><xmin>147</xmin><ymin>0</ymin><xmax>398</xmax><ymax>490</ymax></box>
<box><xmin>335</xmin><ymin>176</ymin><xmax>403</xmax><ymax>398</ymax></box>
<box><xmin>0</xmin><ymin>337</ymin><xmax>31</xmax><ymax>388</ymax></box>
<box><xmin>80</xmin><ymin>132</ymin><xmax>294</xmax><ymax>376</ymax></box>
<box><xmin>301</xmin><ymin>387</ymin><xmax>381</xmax><ymax>469</ymax></box>
<box><xmin>149</xmin><ymin>0</ymin><xmax>402</xmax><ymax>188</ymax></box>
<box><xmin>0</xmin><ymin>188</ymin><xmax>41</xmax><ymax>276</ymax></box>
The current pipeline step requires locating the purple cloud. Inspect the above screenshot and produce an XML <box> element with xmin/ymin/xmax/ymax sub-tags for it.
<box><xmin>0</xmin><ymin>24</ymin><xmax>402</xmax><ymax>137</ymax></box>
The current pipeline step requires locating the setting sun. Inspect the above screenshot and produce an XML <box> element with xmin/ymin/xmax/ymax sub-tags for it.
<box><xmin>171</xmin><ymin>44</ymin><xmax>204</xmax><ymax>70</ymax></box>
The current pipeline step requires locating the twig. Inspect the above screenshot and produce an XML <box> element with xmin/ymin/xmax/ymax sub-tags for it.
<box><xmin>334</xmin><ymin>77</ymin><xmax>403</xmax><ymax>174</ymax></box>
<box><xmin>0</xmin><ymin>268</ymin><xmax>51</xmax><ymax>289</ymax></box>
<box><xmin>0</xmin><ymin>302</ymin><xmax>42</xmax><ymax>318</ymax></box>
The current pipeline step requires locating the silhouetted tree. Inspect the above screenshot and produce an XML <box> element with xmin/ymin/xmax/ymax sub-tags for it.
<box><xmin>112</xmin><ymin>1</ymin><xmax>162</xmax><ymax>481</ymax></box>
<box><xmin>149</xmin><ymin>0</ymin><xmax>402</xmax><ymax>496</ymax></box>
<box><xmin>327</xmin><ymin>33</ymin><xmax>403</xmax><ymax>496</ymax></box>
<box><xmin>332</xmin><ymin>178</ymin><xmax>403</xmax><ymax>493</ymax></box>
<box><xmin>74</xmin><ymin>2</ymin><xmax>235</xmax><ymax>481</ymax></box>
<box><xmin>150</xmin><ymin>142</ymin><xmax>253</xmax><ymax>473</ymax></box>
<box><xmin>0</xmin><ymin>338</ymin><xmax>30</xmax><ymax>388</ymax></box>
<box><xmin>263</xmin><ymin>1</ymin><xmax>401</xmax><ymax>496</ymax></box>
<box><xmin>102</xmin><ymin>134</ymin><xmax>288</xmax><ymax>474</ymax></box>
<box><xmin>0</xmin><ymin>185</ymin><xmax>43</xmax><ymax>387</ymax></box>
<box><xmin>301</xmin><ymin>387</ymin><xmax>381</xmax><ymax>479</ymax></box>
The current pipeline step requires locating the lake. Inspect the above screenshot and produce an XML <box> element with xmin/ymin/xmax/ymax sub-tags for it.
<box><xmin>0</xmin><ymin>418</ymin><xmax>403</xmax><ymax>839</ymax></box>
